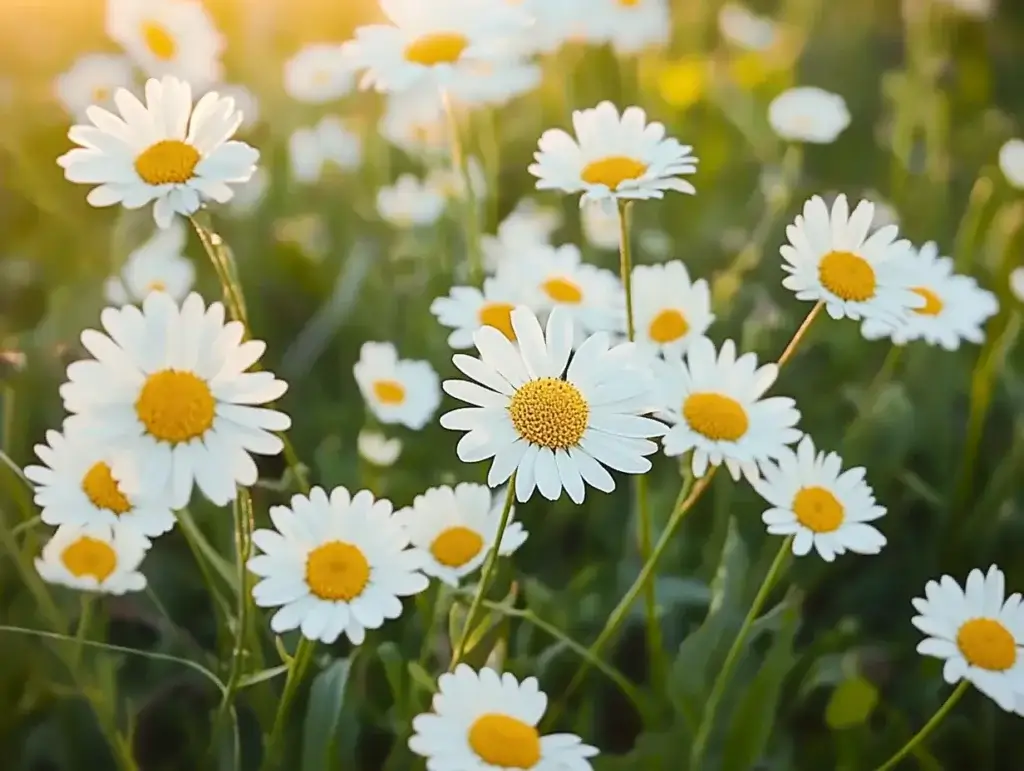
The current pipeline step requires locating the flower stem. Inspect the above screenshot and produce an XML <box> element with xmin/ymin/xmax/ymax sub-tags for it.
<box><xmin>261</xmin><ymin>637</ymin><xmax>317</xmax><ymax>771</ymax></box>
<box><xmin>777</xmin><ymin>301</ymin><xmax>824</xmax><ymax>367</ymax></box>
<box><xmin>441</xmin><ymin>90</ymin><xmax>483</xmax><ymax>286</ymax></box>
<box><xmin>871</xmin><ymin>681</ymin><xmax>969</xmax><ymax>771</ymax></box>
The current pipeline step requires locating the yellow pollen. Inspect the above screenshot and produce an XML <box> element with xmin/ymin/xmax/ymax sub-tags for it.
<box><xmin>468</xmin><ymin>713</ymin><xmax>542</xmax><ymax>768</ymax></box>
<box><xmin>956</xmin><ymin>618</ymin><xmax>1017</xmax><ymax>671</ymax></box>
<box><xmin>92</xmin><ymin>86</ymin><xmax>110</xmax><ymax>103</ymax></box>
<box><xmin>404</xmin><ymin>32</ymin><xmax>469</xmax><ymax>66</ymax></box>
<box><xmin>541</xmin><ymin>277</ymin><xmax>583</xmax><ymax>304</ymax></box>
<box><xmin>618</xmin><ymin>0</ymin><xmax>643</xmax><ymax>6</ymax></box>
<box><xmin>683</xmin><ymin>392</ymin><xmax>749</xmax><ymax>442</ymax></box>
<box><xmin>146</xmin><ymin>280</ymin><xmax>168</xmax><ymax>293</ymax></box>
<box><xmin>478</xmin><ymin>302</ymin><xmax>516</xmax><ymax>341</ymax></box>
<box><xmin>430</xmin><ymin>526</ymin><xmax>484</xmax><ymax>568</ymax></box>
<box><xmin>912</xmin><ymin>286</ymin><xmax>944</xmax><ymax>316</ymax></box>
<box><xmin>135</xmin><ymin>139</ymin><xmax>201</xmax><ymax>186</ymax></box>
<box><xmin>82</xmin><ymin>462</ymin><xmax>131</xmax><ymax>515</ymax></box>
<box><xmin>818</xmin><ymin>251</ymin><xmax>877</xmax><ymax>303</ymax></box>
<box><xmin>373</xmin><ymin>379</ymin><xmax>406</xmax><ymax>406</ymax></box>
<box><xmin>509</xmin><ymin>378</ymin><xmax>589</xmax><ymax>449</ymax></box>
<box><xmin>306</xmin><ymin>541</ymin><xmax>370</xmax><ymax>601</ymax></box>
<box><xmin>61</xmin><ymin>536</ymin><xmax>118</xmax><ymax>582</ymax></box>
<box><xmin>135</xmin><ymin>369</ymin><xmax>216</xmax><ymax>444</ymax></box>
<box><xmin>648</xmin><ymin>308</ymin><xmax>690</xmax><ymax>343</ymax></box>
<box><xmin>792</xmin><ymin>486</ymin><xmax>844</xmax><ymax>533</ymax></box>
<box><xmin>141</xmin><ymin>21</ymin><xmax>177</xmax><ymax>61</ymax></box>
<box><xmin>580</xmin><ymin>156</ymin><xmax>647</xmax><ymax>189</ymax></box>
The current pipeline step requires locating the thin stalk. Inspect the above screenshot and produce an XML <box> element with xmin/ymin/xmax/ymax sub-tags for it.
<box><xmin>416</xmin><ymin>581</ymin><xmax>442</xmax><ymax>671</ymax></box>
<box><xmin>777</xmin><ymin>301</ymin><xmax>824</xmax><ymax>367</ymax></box>
<box><xmin>262</xmin><ymin>637</ymin><xmax>317</xmax><ymax>771</ymax></box>
<box><xmin>441</xmin><ymin>90</ymin><xmax>483</xmax><ymax>285</ymax></box>
<box><xmin>872</xmin><ymin>681</ymin><xmax>969</xmax><ymax>771</ymax></box>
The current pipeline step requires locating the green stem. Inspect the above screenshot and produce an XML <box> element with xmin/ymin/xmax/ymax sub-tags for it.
<box><xmin>262</xmin><ymin>637</ymin><xmax>317</xmax><ymax>771</ymax></box>
<box><xmin>690</xmin><ymin>535</ymin><xmax>793</xmax><ymax>770</ymax></box>
<box><xmin>416</xmin><ymin>581</ymin><xmax>442</xmax><ymax>671</ymax></box>
<box><xmin>952</xmin><ymin>173</ymin><xmax>994</xmax><ymax>274</ymax></box>
<box><xmin>441</xmin><ymin>90</ymin><xmax>483</xmax><ymax>286</ymax></box>
<box><xmin>872</xmin><ymin>681</ymin><xmax>969</xmax><ymax>771</ymax></box>
<box><xmin>74</xmin><ymin>595</ymin><xmax>94</xmax><ymax>671</ymax></box>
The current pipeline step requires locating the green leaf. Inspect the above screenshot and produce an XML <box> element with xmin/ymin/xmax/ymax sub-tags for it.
<box><xmin>377</xmin><ymin>642</ymin><xmax>405</xmax><ymax>707</ymax></box>
<box><xmin>407</xmin><ymin>661</ymin><xmax>438</xmax><ymax>695</ymax></box>
<box><xmin>237</xmin><ymin>664</ymin><xmax>289</xmax><ymax>690</ymax></box>
<box><xmin>301</xmin><ymin>656</ymin><xmax>355</xmax><ymax>771</ymax></box>
<box><xmin>826</xmin><ymin>676</ymin><xmax>879</xmax><ymax>730</ymax></box>
<box><xmin>594</xmin><ymin>725</ymin><xmax>690</xmax><ymax>771</ymax></box>
<box><xmin>708</xmin><ymin>518</ymin><xmax>750</xmax><ymax>616</ymax></box>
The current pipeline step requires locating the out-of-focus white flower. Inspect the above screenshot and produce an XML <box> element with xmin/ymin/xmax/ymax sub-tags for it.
<box><xmin>718</xmin><ymin>3</ymin><xmax>778</xmax><ymax>51</ymax></box>
<box><xmin>104</xmin><ymin>220</ymin><xmax>195</xmax><ymax>306</ymax></box>
<box><xmin>228</xmin><ymin>166</ymin><xmax>270</xmax><ymax>216</ymax></box>
<box><xmin>283</xmin><ymin>44</ymin><xmax>354</xmax><ymax>103</ymax></box>
<box><xmin>216</xmin><ymin>84</ymin><xmax>260</xmax><ymax>131</ymax></box>
<box><xmin>289</xmin><ymin>117</ymin><xmax>363</xmax><ymax>184</ymax></box>
<box><xmin>357</xmin><ymin>430</ymin><xmax>403</xmax><ymax>467</ymax></box>
<box><xmin>511</xmin><ymin>0</ymin><xmax>594</xmax><ymax>54</ymax></box>
<box><xmin>426</xmin><ymin>157</ymin><xmax>487</xmax><ymax>201</ymax></box>
<box><xmin>591</xmin><ymin>0</ymin><xmax>671</xmax><ymax>55</ymax></box>
<box><xmin>998</xmin><ymin>139</ymin><xmax>1024</xmax><ymax>190</ymax></box>
<box><xmin>934</xmin><ymin>0</ymin><xmax>993</xmax><ymax>18</ymax></box>
<box><xmin>1011</xmin><ymin>268</ymin><xmax>1024</xmax><ymax>304</ymax></box>
<box><xmin>55</xmin><ymin>53</ymin><xmax>135</xmax><ymax>122</ymax></box>
<box><xmin>380</xmin><ymin>88</ymin><xmax>450</xmax><ymax>157</ymax></box>
<box><xmin>482</xmin><ymin>200</ymin><xmax>562</xmax><ymax>272</ymax></box>
<box><xmin>581</xmin><ymin>201</ymin><xmax>621</xmax><ymax>250</ymax></box>
<box><xmin>768</xmin><ymin>87</ymin><xmax>851</xmax><ymax>144</ymax></box>
<box><xmin>451</xmin><ymin>58</ymin><xmax>542</xmax><ymax>107</ymax></box>
<box><xmin>376</xmin><ymin>174</ymin><xmax>447</xmax><ymax>228</ymax></box>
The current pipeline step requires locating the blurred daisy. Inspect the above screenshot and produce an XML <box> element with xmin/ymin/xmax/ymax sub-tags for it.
<box><xmin>861</xmin><ymin>241</ymin><xmax>999</xmax><ymax>350</ymax></box>
<box><xmin>58</xmin><ymin>76</ymin><xmax>259</xmax><ymax>229</ymax></box>
<box><xmin>395</xmin><ymin>483</ymin><xmax>527</xmax><ymax>587</ymax></box>
<box><xmin>55</xmin><ymin>53</ymin><xmax>135</xmax><ymax>122</ymax></box>
<box><xmin>514</xmin><ymin>0</ymin><xmax>594</xmax><ymax>54</ymax></box>
<box><xmin>216</xmin><ymin>84</ymin><xmax>260</xmax><ymax>131</ymax></box>
<box><xmin>106</xmin><ymin>0</ymin><xmax>223</xmax><ymax>89</ymax></box>
<box><xmin>104</xmin><ymin>220</ymin><xmax>195</xmax><ymax>306</ymax></box>
<box><xmin>380</xmin><ymin>88</ymin><xmax>449</xmax><ymax>157</ymax></box>
<box><xmin>1012</xmin><ymin>267</ymin><xmax>1024</xmax><ymax>304</ymax></box>
<box><xmin>289</xmin><ymin>117</ymin><xmax>363</xmax><ymax>184</ymax></box>
<box><xmin>357</xmin><ymin>429</ymin><xmax>403</xmax><ymax>467</ymax></box>
<box><xmin>660</xmin><ymin>337</ymin><xmax>801</xmax><ymax>480</ymax></box>
<box><xmin>482</xmin><ymin>199</ymin><xmax>561</xmax><ymax>271</ymax></box>
<box><xmin>410</xmin><ymin>664</ymin><xmax>599</xmax><ymax>770</ymax></box>
<box><xmin>248</xmin><ymin>486</ymin><xmax>429</xmax><ymax>645</ymax></box>
<box><xmin>36</xmin><ymin>523</ymin><xmax>148</xmax><ymax>595</ymax></box>
<box><xmin>593</xmin><ymin>0</ymin><xmax>670</xmax><ymax>55</ymax></box>
<box><xmin>631</xmin><ymin>261</ymin><xmax>714</xmax><ymax>358</ymax></box>
<box><xmin>452</xmin><ymin>58</ymin><xmax>543</xmax><ymax>107</ymax></box>
<box><xmin>751</xmin><ymin>435</ymin><xmax>887</xmax><ymax>562</ymax></box>
<box><xmin>999</xmin><ymin>139</ymin><xmax>1024</xmax><ymax>190</ymax></box>
<box><xmin>228</xmin><ymin>166</ymin><xmax>270</xmax><ymax>216</ymax></box>
<box><xmin>427</xmin><ymin>157</ymin><xmax>487</xmax><ymax>202</ymax></box>
<box><xmin>530</xmin><ymin>101</ymin><xmax>698</xmax><ymax>207</ymax></box>
<box><xmin>718</xmin><ymin>3</ymin><xmax>778</xmax><ymax>51</ymax></box>
<box><xmin>912</xmin><ymin>565</ymin><xmax>1024</xmax><ymax>711</ymax></box>
<box><xmin>780</xmin><ymin>195</ymin><xmax>922</xmax><ymax>322</ymax></box>
<box><xmin>283</xmin><ymin>44</ymin><xmax>354</xmax><ymax>103</ymax></box>
<box><xmin>440</xmin><ymin>306</ymin><xmax>666</xmax><ymax>504</ymax></box>
<box><xmin>376</xmin><ymin>174</ymin><xmax>447</xmax><ymax>228</ymax></box>
<box><xmin>581</xmin><ymin>200</ymin><xmax>621</xmax><ymax>250</ymax></box>
<box><xmin>431</xmin><ymin>277</ymin><xmax>524</xmax><ymax>349</ymax></box>
<box><xmin>935</xmin><ymin>0</ymin><xmax>993</xmax><ymax>18</ymax></box>
<box><xmin>354</xmin><ymin>342</ymin><xmax>441</xmax><ymax>430</ymax></box>
<box><xmin>768</xmin><ymin>87</ymin><xmax>850</xmax><ymax>144</ymax></box>
<box><xmin>60</xmin><ymin>292</ymin><xmax>290</xmax><ymax>509</ymax></box>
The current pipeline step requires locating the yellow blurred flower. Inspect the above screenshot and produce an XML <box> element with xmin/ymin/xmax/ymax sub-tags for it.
<box><xmin>728</xmin><ymin>51</ymin><xmax>771</xmax><ymax>89</ymax></box>
<box><xmin>658</xmin><ymin>57</ymin><xmax>708</xmax><ymax>109</ymax></box>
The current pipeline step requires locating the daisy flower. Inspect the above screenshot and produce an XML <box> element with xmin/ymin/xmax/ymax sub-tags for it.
<box><xmin>659</xmin><ymin>337</ymin><xmax>801</xmax><ymax>480</ymax></box>
<box><xmin>289</xmin><ymin>117</ymin><xmax>363</xmax><ymax>184</ymax></box>
<box><xmin>25</xmin><ymin>426</ymin><xmax>176</xmax><ymax>541</ymax></box>
<box><xmin>409</xmin><ymin>664</ymin><xmax>599</xmax><ymax>770</ymax></box>
<box><xmin>860</xmin><ymin>241</ymin><xmax>999</xmax><ymax>350</ymax></box>
<box><xmin>780</xmin><ymin>194</ymin><xmax>922</xmax><ymax>322</ymax></box>
<box><xmin>718</xmin><ymin>3</ymin><xmax>778</xmax><ymax>51</ymax></box>
<box><xmin>395</xmin><ymin>483</ymin><xmax>527</xmax><ymax>587</ymax></box>
<box><xmin>1012</xmin><ymin>267</ymin><xmax>1024</xmax><ymax>304</ymax></box>
<box><xmin>216</xmin><ymin>84</ymin><xmax>260</xmax><ymax>132</ymax></box>
<box><xmin>631</xmin><ymin>261</ymin><xmax>714</xmax><ymax>358</ymax></box>
<box><xmin>283</xmin><ymin>44</ymin><xmax>354</xmax><ymax>104</ymax></box>
<box><xmin>60</xmin><ymin>292</ymin><xmax>291</xmax><ymax>509</ymax></box>
<box><xmin>591</xmin><ymin>0</ymin><xmax>671</xmax><ymax>56</ymax></box>
<box><xmin>768</xmin><ymin>87</ymin><xmax>850</xmax><ymax>144</ymax></box>
<box><xmin>580</xmin><ymin>200</ymin><xmax>621</xmax><ymax>250</ymax></box>
<box><xmin>440</xmin><ymin>306</ymin><xmax>666</xmax><ymax>504</ymax></box>
<box><xmin>36</xmin><ymin>523</ymin><xmax>148</xmax><ymax>595</ymax></box>
<box><xmin>529</xmin><ymin>101</ymin><xmax>698</xmax><ymax>207</ymax></box>
<box><xmin>514</xmin><ymin>0</ymin><xmax>594</xmax><ymax>54</ymax></box>
<box><xmin>57</xmin><ymin>75</ymin><xmax>259</xmax><ymax>229</ymax></box>
<box><xmin>54</xmin><ymin>53</ymin><xmax>135</xmax><ymax>123</ymax></box>
<box><xmin>248</xmin><ymin>486</ymin><xmax>429</xmax><ymax>645</ymax></box>
<box><xmin>451</xmin><ymin>58</ymin><xmax>543</xmax><ymax>108</ymax></box>
<box><xmin>999</xmin><ymin>139</ymin><xmax>1024</xmax><ymax>190</ymax></box>
<box><xmin>912</xmin><ymin>565</ymin><xmax>1024</xmax><ymax>711</ymax></box>
<box><xmin>104</xmin><ymin>220</ymin><xmax>195</xmax><ymax>306</ymax></box>
<box><xmin>357</xmin><ymin>430</ymin><xmax>403</xmax><ymax>468</ymax></box>
<box><xmin>482</xmin><ymin>200</ymin><xmax>562</xmax><ymax>272</ymax></box>
<box><xmin>751</xmin><ymin>435</ymin><xmax>887</xmax><ymax>562</ymax></box>
<box><xmin>431</xmin><ymin>276</ymin><xmax>525</xmax><ymax>349</ymax></box>
<box><xmin>376</xmin><ymin>174</ymin><xmax>447</xmax><ymax>228</ymax></box>
<box><xmin>379</xmin><ymin>88</ymin><xmax>450</xmax><ymax>157</ymax></box>
<box><xmin>354</xmin><ymin>342</ymin><xmax>441</xmax><ymax>430</ymax></box>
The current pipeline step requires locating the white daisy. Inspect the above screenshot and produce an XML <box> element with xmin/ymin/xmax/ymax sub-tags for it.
<box><xmin>659</xmin><ymin>337</ymin><xmax>802</xmax><ymax>481</ymax></box>
<box><xmin>431</xmin><ymin>276</ymin><xmax>525</xmax><ymax>349</ymax></box>
<box><xmin>631</xmin><ymin>261</ymin><xmax>714</xmax><ymax>359</ymax></box>
<box><xmin>59</xmin><ymin>291</ymin><xmax>291</xmax><ymax>509</ymax></box>
<box><xmin>54</xmin><ymin>53</ymin><xmax>135</xmax><ymax>123</ymax></box>
<box><xmin>780</xmin><ymin>194</ymin><xmax>923</xmax><ymax>322</ymax></box>
<box><xmin>999</xmin><ymin>139</ymin><xmax>1024</xmax><ymax>190</ymax></box>
<box><xmin>912</xmin><ymin>564</ymin><xmax>1024</xmax><ymax>711</ymax></box>
<box><xmin>426</xmin><ymin>157</ymin><xmax>487</xmax><ymax>202</ymax></box>
<box><xmin>395</xmin><ymin>483</ymin><xmax>527</xmax><ymax>587</ymax></box>
<box><xmin>248</xmin><ymin>486</ymin><xmax>429</xmax><ymax>644</ymax></box>
<box><xmin>289</xmin><ymin>117</ymin><xmax>363</xmax><ymax>184</ymax></box>
<box><xmin>354</xmin><ymin>342</ymin><xmax>441</xmax><ymax>431</ymax></box>
<box><xmin>216</xmin><ymin>84</ymin><xmax>260</xmax><ymax>131</ymax></box>
<box><xmin>440</xmin><ymin>306</ymin><xmax>666</xmax><ymax>504</ymax></box>
<box><xmin>513</xmin><ymin>0</ymin><xmax>594</xmax><ymax>54</ymax></box>
<box><xmin>751</xmin><ymin>435</ymin><xmax>887</xmax><ymax>562</ymax></box>
<box><xmin>591</xmin><ymin>0</ymin><xmax>670</xmax><ymax>56</ymax></box>
<box><xmin>24</xmin><ymin>427</ymin><xmax>176</xmax><ymax>542</ymax></box>
<box><xmin>283</xmin><ymin>44</ymin><xmax>354</xmax><ymax>104</ymax></box>
<box><xmin>58</xmin><ymin>75</ymin><xmax>259</xmax><ymax>229</ymax></box>
<box><xmin>357</xmin><ymin>430</ymin><xmax>403</xmax><ymax>468</ymax></box>
<box><xmin>36</xmin><ymin>523</ymin><xmax>148</xmax><ymax>596</ymax></box>
<box><xmin>380</xmin><ymin>88</ymin><xmax>450</xmax><ymax>158</ymax></box>
<box><xmin>529</xmin><ymin>101</ymin><xmax>698</xmax><ymax>207</ymax></box>
<box><xmin>580</xmin><ymin>200</ymin><xmax>621</xmax><ymax>250</ymax></box>
<box><xmin>860</xmin><ymin>241</ymin><xmax>999</xmax><ymax>350</ymax></box>
<box><xmin>451</xmin><ymin>58</ymin><xmax>543</xmax><ymax>107</ymax></box>
<box><xmin>482</xmin><ymin>200</ymin><xmax>562</xmax><ymax>273</ymax></box>
<box><xmin>1012</xmin><ymin>267</ymin><xmax>1024</xmax><ymax>304</ymax></box>
<box><xmin>376</xmin><ymin>174</ymin><xmax>447</xmax><ymax>228</ymax></box>
<box><xmin>768</xmin><ymin>87</ymin><xmax>851</xmax><ymax>144</ymax></box>
<box><xmin>104</xmin><ymin>219</ymin><xmax>195</xmax><ymax>306</ymax></box>
<box><xmin>409</xmin><ymin>664</ymin><xmax>599</xmax><ymax>770</ymax></box>
<box><xmin>718</xmin><ymin>3</ymin><xmax>778</xmax><ymax>51</ymax></box>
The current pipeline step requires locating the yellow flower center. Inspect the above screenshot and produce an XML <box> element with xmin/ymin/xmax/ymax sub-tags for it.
<box><xmin>141</xmin><ymin>20</ymin><xmax>177</xmax><ymax>60</ymax></box>
<box><xmin>509</xmin><ymin>378</ymin><xmax>589</xmax><ymax>449</ymax></box>
<box><xmin>81</xmin><ymin>462</ymin><xmax>132</xmax><ymax>515</ymax></box>
<box><xmin>430</xmin><ymin>526</ymin><xmax>484</xmax><ymax>568</ymax></box>
<box><xmin>135</xmin><ymin>139</ymin><xmax>201</xmax><ymax>186</ymax></box>
<box><xmin>648</xmin><ymin>308</ymin><xmax>690</xmax><ymax>343</ymax></box>
<box><xmin>61</xmin><ymin>536</ymin><xmax>118</xmax><ymax>582</ymax></box>
<box><xmin>135</xmin><ymin>369</ymin><xmax>216</xmax><ymax>444</ymax></box>
<box><xmin>818</xmin><ymin>251</ymin><xmax>877</xmax><ymax>302</ymax></box>
<box><xmin>372</xmin><ymin>379</ymin><xmax>406</xmax><ymax>406</ymax></box>
<box><xmin>792</xmin><ymin>486</ymin><xmax>844</xmax><ymax>533</ymax></box>
<box><xmin>146</xmin><ymin>280</ymin><xmax>168</xmax><ymax>293</ymax></box>
<box><xmin>912</xmin><ymin>286</ymin><xmax>944</xmax><ymax>316</ymax></box>
<box><xmin>956</xmin><ymin>618</ymin><xmax>1017</xmax><ymax>671</ymax></box>
<box><xmin>477</xmin><ymin>302</ymin><xmax>516</xmax><ymax>341</ymax></box>
<box><xmin>468</xmin><ymin>713</ymin><xmax>542</xmax><ymax>768</ymax></box>
<box><xmin>305</xmin><ymin>541</ymin><xmax>370</xmax><ymax>601</ymax></box>
<box><xmin>618</xmin><ymin>0</ymin><xmax>643</xmax><ymax>6</ymax></box>
<box><xmin>404</xmin><ymin>32</ymin><xmax>469</xmax><ymax>66</ymax></box>
<box><xmin>541</xmin><ymin>277</ymin><xmax>583</xmax><ymax>304</ymax></box>
<box><xmin>682</xmin><ymin>392</ymin><xmax>749</xmax><ymax>441</ymax></box>
<box><xmin>92</xmin><ymin>86</ymin><xmax>111</xmax><ymax>103</ymax></box>
<box><xmin>580</xmin><ymin>156</ymin><xmax>648</xmax><ymax>190</ymax></box>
